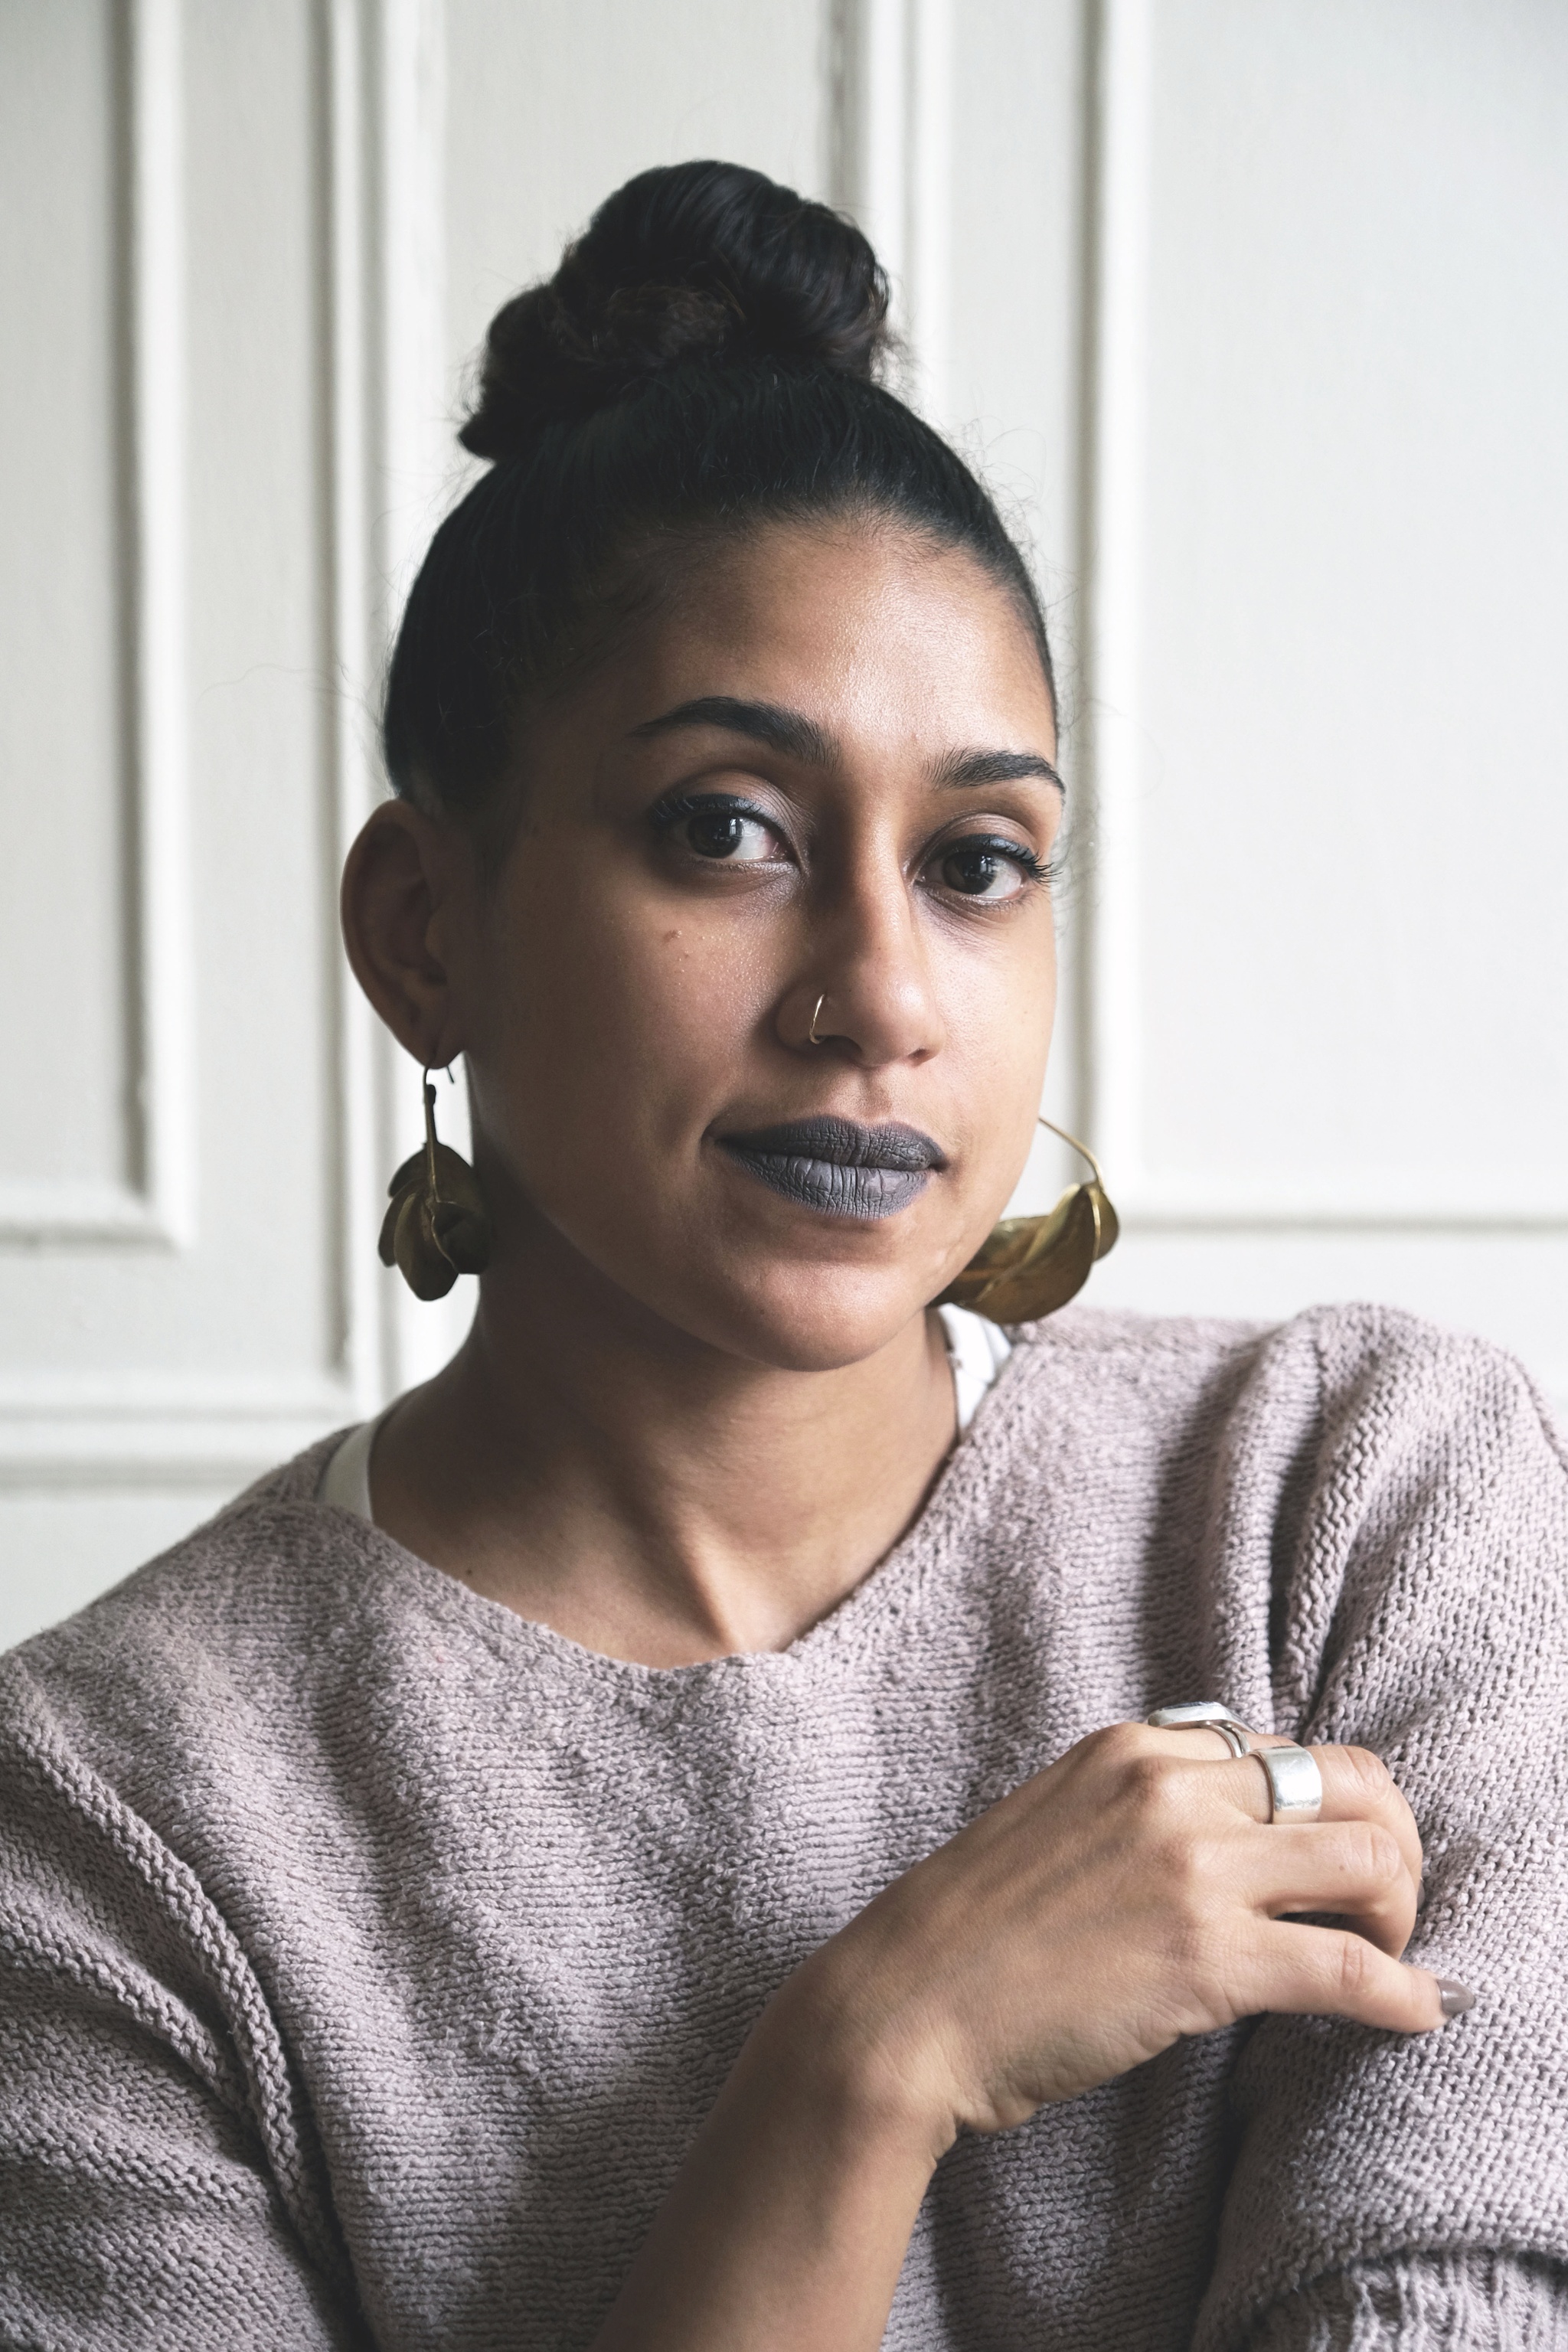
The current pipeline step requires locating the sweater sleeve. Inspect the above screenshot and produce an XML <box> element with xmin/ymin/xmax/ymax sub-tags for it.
<box><xmin>1246</xmin><ymin>2252</ymin><xmax>1568</xmax><ymax>2349</ymax></box>
<box><xmin>0</xmin><ymin>1664</ymin><xmax>366</xmax><ymax>2352</ymax></box>
<box><xmin>1194</xmin><ymin>1309</ymin><xmax>1568</xmax><ymax>2352</ymax></box>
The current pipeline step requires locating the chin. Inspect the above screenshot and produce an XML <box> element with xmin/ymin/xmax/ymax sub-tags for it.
<box><xmin>671</xmin><ymin>1252</ymin><xmax>947</xmax><ymax>1374</ymax></box>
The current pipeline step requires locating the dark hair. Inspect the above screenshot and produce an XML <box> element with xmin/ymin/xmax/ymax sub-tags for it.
<box><xmin>383</xmin><ymin>160</ymin><xmax>1054</xmax><ymax>827</ymax></box>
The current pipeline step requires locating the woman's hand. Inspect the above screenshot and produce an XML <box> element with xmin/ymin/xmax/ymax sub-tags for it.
<box><xmin>592</xmin><ymin>1726</ymin><xmax>1456</xmax><ymax>2351</ymax></box>
<box><xmin>793</xmin><ymin>1722</ymin><xmax>1448</xmax><ymax>2154</ymax></box>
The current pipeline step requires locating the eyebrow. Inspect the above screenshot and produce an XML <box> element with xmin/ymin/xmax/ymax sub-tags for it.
<box><xmin>628</xmin><ymin>694</ymin><xmax>1064</xmax><ymax>796</ymax></box>
<box><xmin>935</xmin><ymin>746</ymin><xmax>1066</xmax><ymax>795</ymax></box>
<box><xmin>628</xmin><ymin>696</ymin><xmax>835</xmax><ymax>765</ymax></box>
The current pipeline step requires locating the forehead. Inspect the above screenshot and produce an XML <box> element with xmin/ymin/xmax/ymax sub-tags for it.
<box><xmin>583</xmin><ymin>515</ymin><xmax>1057</xmax><ymax>757</ymax></box>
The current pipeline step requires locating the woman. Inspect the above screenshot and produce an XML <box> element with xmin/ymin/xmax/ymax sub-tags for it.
<box><xmin>2</xmin><ymin>162</ymin><xmax>1565</xmax><ymax>2351</ymax></box>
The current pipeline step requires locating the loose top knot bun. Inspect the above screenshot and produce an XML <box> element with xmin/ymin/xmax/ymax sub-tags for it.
<box><xmin>459</xmin><ymin>161</ymin><xmax>891</xmax><ymax>459</ymax></box>
<box><xmin>387</xmin><ymin>157</ymin><xmax>1051</xmax><ymax>828</ymax></box>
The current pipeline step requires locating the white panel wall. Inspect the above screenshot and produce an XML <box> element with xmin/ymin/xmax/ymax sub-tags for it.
<box><xmin>1073</xmin><ymin>0</ymin><xmax>1568</xmax><ymax>1396</ymax></box>
<box><xmin>2</xmin><ymin>0</ymin><xmax>1563</xmax><ymax>1647</ymax></box>
<box><xmin>1</xmin><ymin>0</ymin><xmax>384</xmax><ymax>1642</ymax></box>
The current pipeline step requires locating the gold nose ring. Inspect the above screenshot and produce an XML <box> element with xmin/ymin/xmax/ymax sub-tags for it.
<box><xmin>808</xmin><ymin>991</ymin><xmax>828</xmax><ymax>1047</ymax></box>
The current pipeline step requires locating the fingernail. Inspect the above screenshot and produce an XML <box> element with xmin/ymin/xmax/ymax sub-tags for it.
<box><xmin>1439</xmin><ymin>1978</ymin><xmax>1475</xmax><ymax>2018</ymax></box>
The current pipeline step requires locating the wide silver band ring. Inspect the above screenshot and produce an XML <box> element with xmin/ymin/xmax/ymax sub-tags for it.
<box><xmin>1148</xmin><ymin>1700</ymin><xmax>1323</xmax><ymax>1823</ymax></box>
<box><xmin>1253</xmin><ymin>1742</ymin><xmax>1323</xmax><ymax>1823</ymax></box>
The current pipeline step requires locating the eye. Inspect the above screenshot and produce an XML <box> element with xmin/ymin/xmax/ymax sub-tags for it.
<box><xmin>933</xmin><ymin>836</ymin><xmax>1045</xmax><ymax>901</ymax></box>
<box><xmin>651</xmin><ymin>791</ymin><xmax>789</xmax><ymax>867</ymax></box>
<box><xmin>685</xmin><ymin>808</ymin><xmax>779</xmax><ymax>862</ymax></box>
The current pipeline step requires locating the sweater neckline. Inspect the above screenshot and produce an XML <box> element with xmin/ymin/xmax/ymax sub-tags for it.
<box><xmin>292</xmin><ymin>1330</ymin><xmax>1027</xmax><ymax>1695</ymax></box>
<box><xmin>319</xmin><ymin>1305</ymin><xmax>1011</xmax><ymax>1527</ymax></box>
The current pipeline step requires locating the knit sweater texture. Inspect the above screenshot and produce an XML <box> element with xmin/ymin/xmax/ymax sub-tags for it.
<box><xmin>2</xmin><ymin>1304</ymin><xmax>1566</xmax><ymax>2350</ymax></box>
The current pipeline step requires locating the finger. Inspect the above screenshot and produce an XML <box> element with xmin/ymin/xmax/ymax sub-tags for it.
<box><xmin>1311</xmin><ymin>1746</ymin><xmax>1424</xmax><ymax>1889</ymax></box>
<box><xmin>1207</xmin><ymin>1743</ymin><xmax>1424</xmax><ymax>1889</ymax></box>
<box><xmin>1251</xmin><ymin>1919</ymin><xmax>1456</xmax><ymax>2034</ymax></box>
<box><xmin>1240</xmin><ymin>1822</ymin><xmax>1417</xmax><ymax>1956</ymax></box>
<box><xmin>1142</xmin><ymin>1723</ymin><xmax>1240</xmax><ymax>1762</ymax></box>
<box><xmin>1128</xmin><ymin>1726</ymin><xmax>1425</xmax><ymax>1894</ymax></box>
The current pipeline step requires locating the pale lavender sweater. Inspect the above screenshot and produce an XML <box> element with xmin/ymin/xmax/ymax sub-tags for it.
<box><xmin>2</xmin><ymin>1305</ymin><xmax>1567</xmax><ymax>2350</ymax></box>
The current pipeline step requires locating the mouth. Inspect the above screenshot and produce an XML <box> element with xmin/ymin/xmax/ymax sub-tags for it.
<box><xmin>716</xmin><ymin>1116</ymin><xmax>947</xmax><ymax>1222</ymax></box>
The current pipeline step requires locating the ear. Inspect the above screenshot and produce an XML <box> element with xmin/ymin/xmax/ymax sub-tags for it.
<box><xmin>340</xmin><ymin>800</ymin><xmax>473</xmax><ymax>1067</ymax></box>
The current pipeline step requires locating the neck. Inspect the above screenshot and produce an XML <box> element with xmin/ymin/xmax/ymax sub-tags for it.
<box><xmin>369</xmin><ymin>1245</ymin><xmax>959</xmax><ymax>1668</ymax></box>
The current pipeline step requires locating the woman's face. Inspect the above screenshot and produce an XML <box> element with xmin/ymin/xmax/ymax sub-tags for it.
<box><xmin>390</xmin><ymin>517</ymin><xmax>1063</xmax><ymax>1371</ymax></box>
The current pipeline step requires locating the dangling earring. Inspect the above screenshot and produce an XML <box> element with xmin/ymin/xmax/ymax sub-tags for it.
<box><xmin>378</xmin><ymin>1070</ymin><xmax>493</xmax><ymax>1300</ymax></box>
<box><xmin>936</xmin><ymin>1117</ymin><xmax>1119</xmax><ymax>1325</ymax></box>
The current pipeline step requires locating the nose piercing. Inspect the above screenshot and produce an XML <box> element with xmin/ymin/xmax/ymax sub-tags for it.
<box><xmin>808</xmin><ymin>992</ymin><xmax>828</xmax><ymax>1047</ymax></box>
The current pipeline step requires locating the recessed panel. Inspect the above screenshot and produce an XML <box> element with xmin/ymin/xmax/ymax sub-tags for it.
<box><xmin>0</xmin><ymin>1</ymin><xmax>131</xmax><ymax>1203</ymax></box>
<box><xmin>444</xmin><ymin>0</ymin><xmax>828</xmax><ymax>372</ymax></box>
<box><xmin>1</xmin><ymin>0</ymin><xmax>349</xmax><ymax>1401</ymax></box>
<box><xmin>1127</xmin><ymin>0</ymin><xmax>1568</xmax><ymax>1205</ymax></box>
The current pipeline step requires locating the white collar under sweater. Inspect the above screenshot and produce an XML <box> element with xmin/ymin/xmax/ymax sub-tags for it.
<box><xmin>318</xmin><ymin>1302</ymin><xmax>1012</xmax><ymax>1522</ymax></box>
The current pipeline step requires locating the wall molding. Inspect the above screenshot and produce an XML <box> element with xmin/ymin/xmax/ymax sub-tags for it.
<box><xmin>0</xmin><ymin>0</ymin><xmax>397</xmax><ymax>1487</ymax></box>
<box><xmin>1109</xmin><ymin>1184</ymin><xmax>1568</xmax><ymax>1234</ymax></box>
<box><xmin>1079</xmin><ymin>0</ymin><xmax>1568</xmax><ymax>1235</ymax></box>
<box><xmin>318</xmin><ymin>0</ymin><xmax>388</xmax><ymax>1416</ymax></box>
<box><xmin>0</xmin><ymin>0</ymin><xmax>197</xmax><ymax>1251</ymax></box>
<box><xmin>367</xmin><ymin>0</ymin><xmax>485</xmax><ymax>1402</ymax></box>
<box><xmin>831</xmin><ymin>0</ymin><xmax>952</xmax><ymax>421</ymax></box>
<box><xmin>0</xmin><ymin>1370</ymin><xmax>361</xmax><ymax>1487</ymax></box>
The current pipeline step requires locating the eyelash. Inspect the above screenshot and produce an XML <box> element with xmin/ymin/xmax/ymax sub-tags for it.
<box><xmin>956</xmin><ymin>835</ymin><xmax>1052</xmax><ymax>887</ymax></box>
<box><xmin>648</xmin><ymin>791</ymin><xmax>1055</xmax><ymax>890</ymax></box>
<box><xmin>648</xmin><ymin>789</ymin><xmax>773</xmax><ymax>835</ymax></box>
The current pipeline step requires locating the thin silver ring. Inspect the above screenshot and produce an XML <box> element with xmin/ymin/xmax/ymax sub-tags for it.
<box><xmin>808</xmin><ymin>991</ymin><xmax>828</xmax><ymax>1047</ymax></box>
<box><xmin>1148</xmin><ymin>1702</ymin><xmax>1324</xmax><ymax>1822</ymax></box>
<box><xmin>1147</xmin><ymin>1700</ymin><xmax>1252</xmax><ymax>1759</ymax></box>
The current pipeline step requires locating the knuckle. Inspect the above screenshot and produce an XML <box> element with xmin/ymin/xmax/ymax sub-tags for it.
<box><xmin>1123</xmin><ymin>1753</ymin><xmax>1191</xmax><ymax>1831</ymax></box>
<box><xmin>1334</xmin><ymin>1931</ymin><xmax>1375</xmax><ymax>2004</ymax></box>
<box><xmin>1086</xmin><ymin>1720</ymin><xmax>1148</xmax><ymax>1771</ymax></box>
<box><xmin>1165</xmin><ymin>1834</ymin><xmax>1223</xmax><ymax>1918</ymax></box>
<box><xmin>1338</xmin><ymin>1821</ymin><xmax>1403</xmax><ymax>1883</ymax></box>
<box><xmin>1122</xmin><ymin>1748</ymin><xmax>1169</xmax><ymax>1800</ymax></box>
<box><xmin>1337</xmin><ymin>1744</ymin><xmax>1393</xmax><ymax>1802</ymax></box>
<box><xmin>1366</xmin><ymin>1824</ymin><xmax>1405</xmax><ymax>1883</ymax></box>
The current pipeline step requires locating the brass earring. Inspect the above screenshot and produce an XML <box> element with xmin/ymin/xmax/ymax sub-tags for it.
<box><xmin>936</xmin><ymin>1117</ymin><xmax>1119</xmax><ymax>1325</ymax></box>
<box><xmin>378</xmin><ymin>1071</ymin><xmax>493</xmax><ymax>1300</ymax></box>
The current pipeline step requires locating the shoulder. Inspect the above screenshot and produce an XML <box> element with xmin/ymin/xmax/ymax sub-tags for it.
<box><xmin>977</xmin><ymin>1305</ymin><xmax>1567</xmax><ymax>1708</ymax></box>
<box><xmin>0</xmin><ymin>1437</ymin><xmax>361</xmax><ymax>2302</ymax></box>
<box><xmin>0</xmin><ymin>1429</ymin><xmax>381</xmax><ymax>1808</ymax></box>
<box><xmin>1001</xmin><ymin>1299</ymin><xmax>1564</xmax><ymax>1487</ymax></box>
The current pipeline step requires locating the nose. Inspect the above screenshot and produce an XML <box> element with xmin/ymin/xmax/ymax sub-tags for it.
<box><xmin>780</xmin><ymin>840</ymin><xmax>945</xmax><ymax>1067</ymax></box>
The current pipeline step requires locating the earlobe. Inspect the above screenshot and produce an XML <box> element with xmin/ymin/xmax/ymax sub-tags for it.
<box><xmin>340</xmin><ymin>802</ymin><xmax>467</xmax><ymax>1067</ymax></box>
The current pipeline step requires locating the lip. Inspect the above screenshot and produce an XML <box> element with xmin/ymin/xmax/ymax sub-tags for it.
<box><xmin>716</xmin><ymin>1116</ymin><xmax>947</xmax><ymax>1223</ymax></box>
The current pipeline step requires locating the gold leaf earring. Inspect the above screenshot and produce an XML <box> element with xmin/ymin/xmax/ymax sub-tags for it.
<box><xmin>378</xmin><ymin>1071</ymin><xmax>493</xmax><ymax>1300</ymax></box>
<box><xmin>936</xmin><ymin>1117</ymin><xmax>1119</xmax><ymax>1325</ymax></box>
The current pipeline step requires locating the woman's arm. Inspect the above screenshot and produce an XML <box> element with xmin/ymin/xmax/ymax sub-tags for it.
<box><xmin>590</xmin><ymin>1723</ymin><xmax>1455</xmax><ymax>2352</ymax></box>
<box><xmin>1187</xmin><ymin>1319</ymin><xmax>1568</xmax><ymax>2352</ymax></box>
<box><xmin>590</xmin><ymin>1967</ymin><xmax>939</xmax><ymax>2352</ymax></box>
<box><xmin>0</xmin><ymin>1668</ymin><xmax>361</xmax><ymax>2352</ymax></box>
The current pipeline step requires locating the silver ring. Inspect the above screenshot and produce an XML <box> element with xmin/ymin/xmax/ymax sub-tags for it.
<box><xmin>1253</xmin><ymin>1741</ymin><xmax>1322</xmax><ymax>1823</ymax></box>
<box><xmin>1147</xmin><ymin>1700</ymin><xmax>1253</xmax><ymax>1759</ymax></box>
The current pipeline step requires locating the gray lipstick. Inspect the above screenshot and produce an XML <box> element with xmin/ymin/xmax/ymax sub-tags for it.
<box><xmin>717</xmin><ymin>1116</ymin><xmax>946</xmax><ymax>1221</ymax></box>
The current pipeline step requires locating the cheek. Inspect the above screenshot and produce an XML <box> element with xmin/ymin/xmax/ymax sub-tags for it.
<box><xmin>470</xmin><ymin>852</ymin><xmax>778</xmax><ymax>1176</ymax></box>
<box><xmin>942</xmin><ymin>912</ymin><xmax>1058</xmax><ymax>1124</ymax></box>
<box><xmin>937</xmin><ymin>928</ymin><xmax>1058</xmax><ymax>1239</ymax></box>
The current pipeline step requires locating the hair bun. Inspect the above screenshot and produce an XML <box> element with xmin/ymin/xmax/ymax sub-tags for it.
<box><xmin>459</xmin><ymin>161</ymin><xmax>890</xmax><ymax>459</ymax></box>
